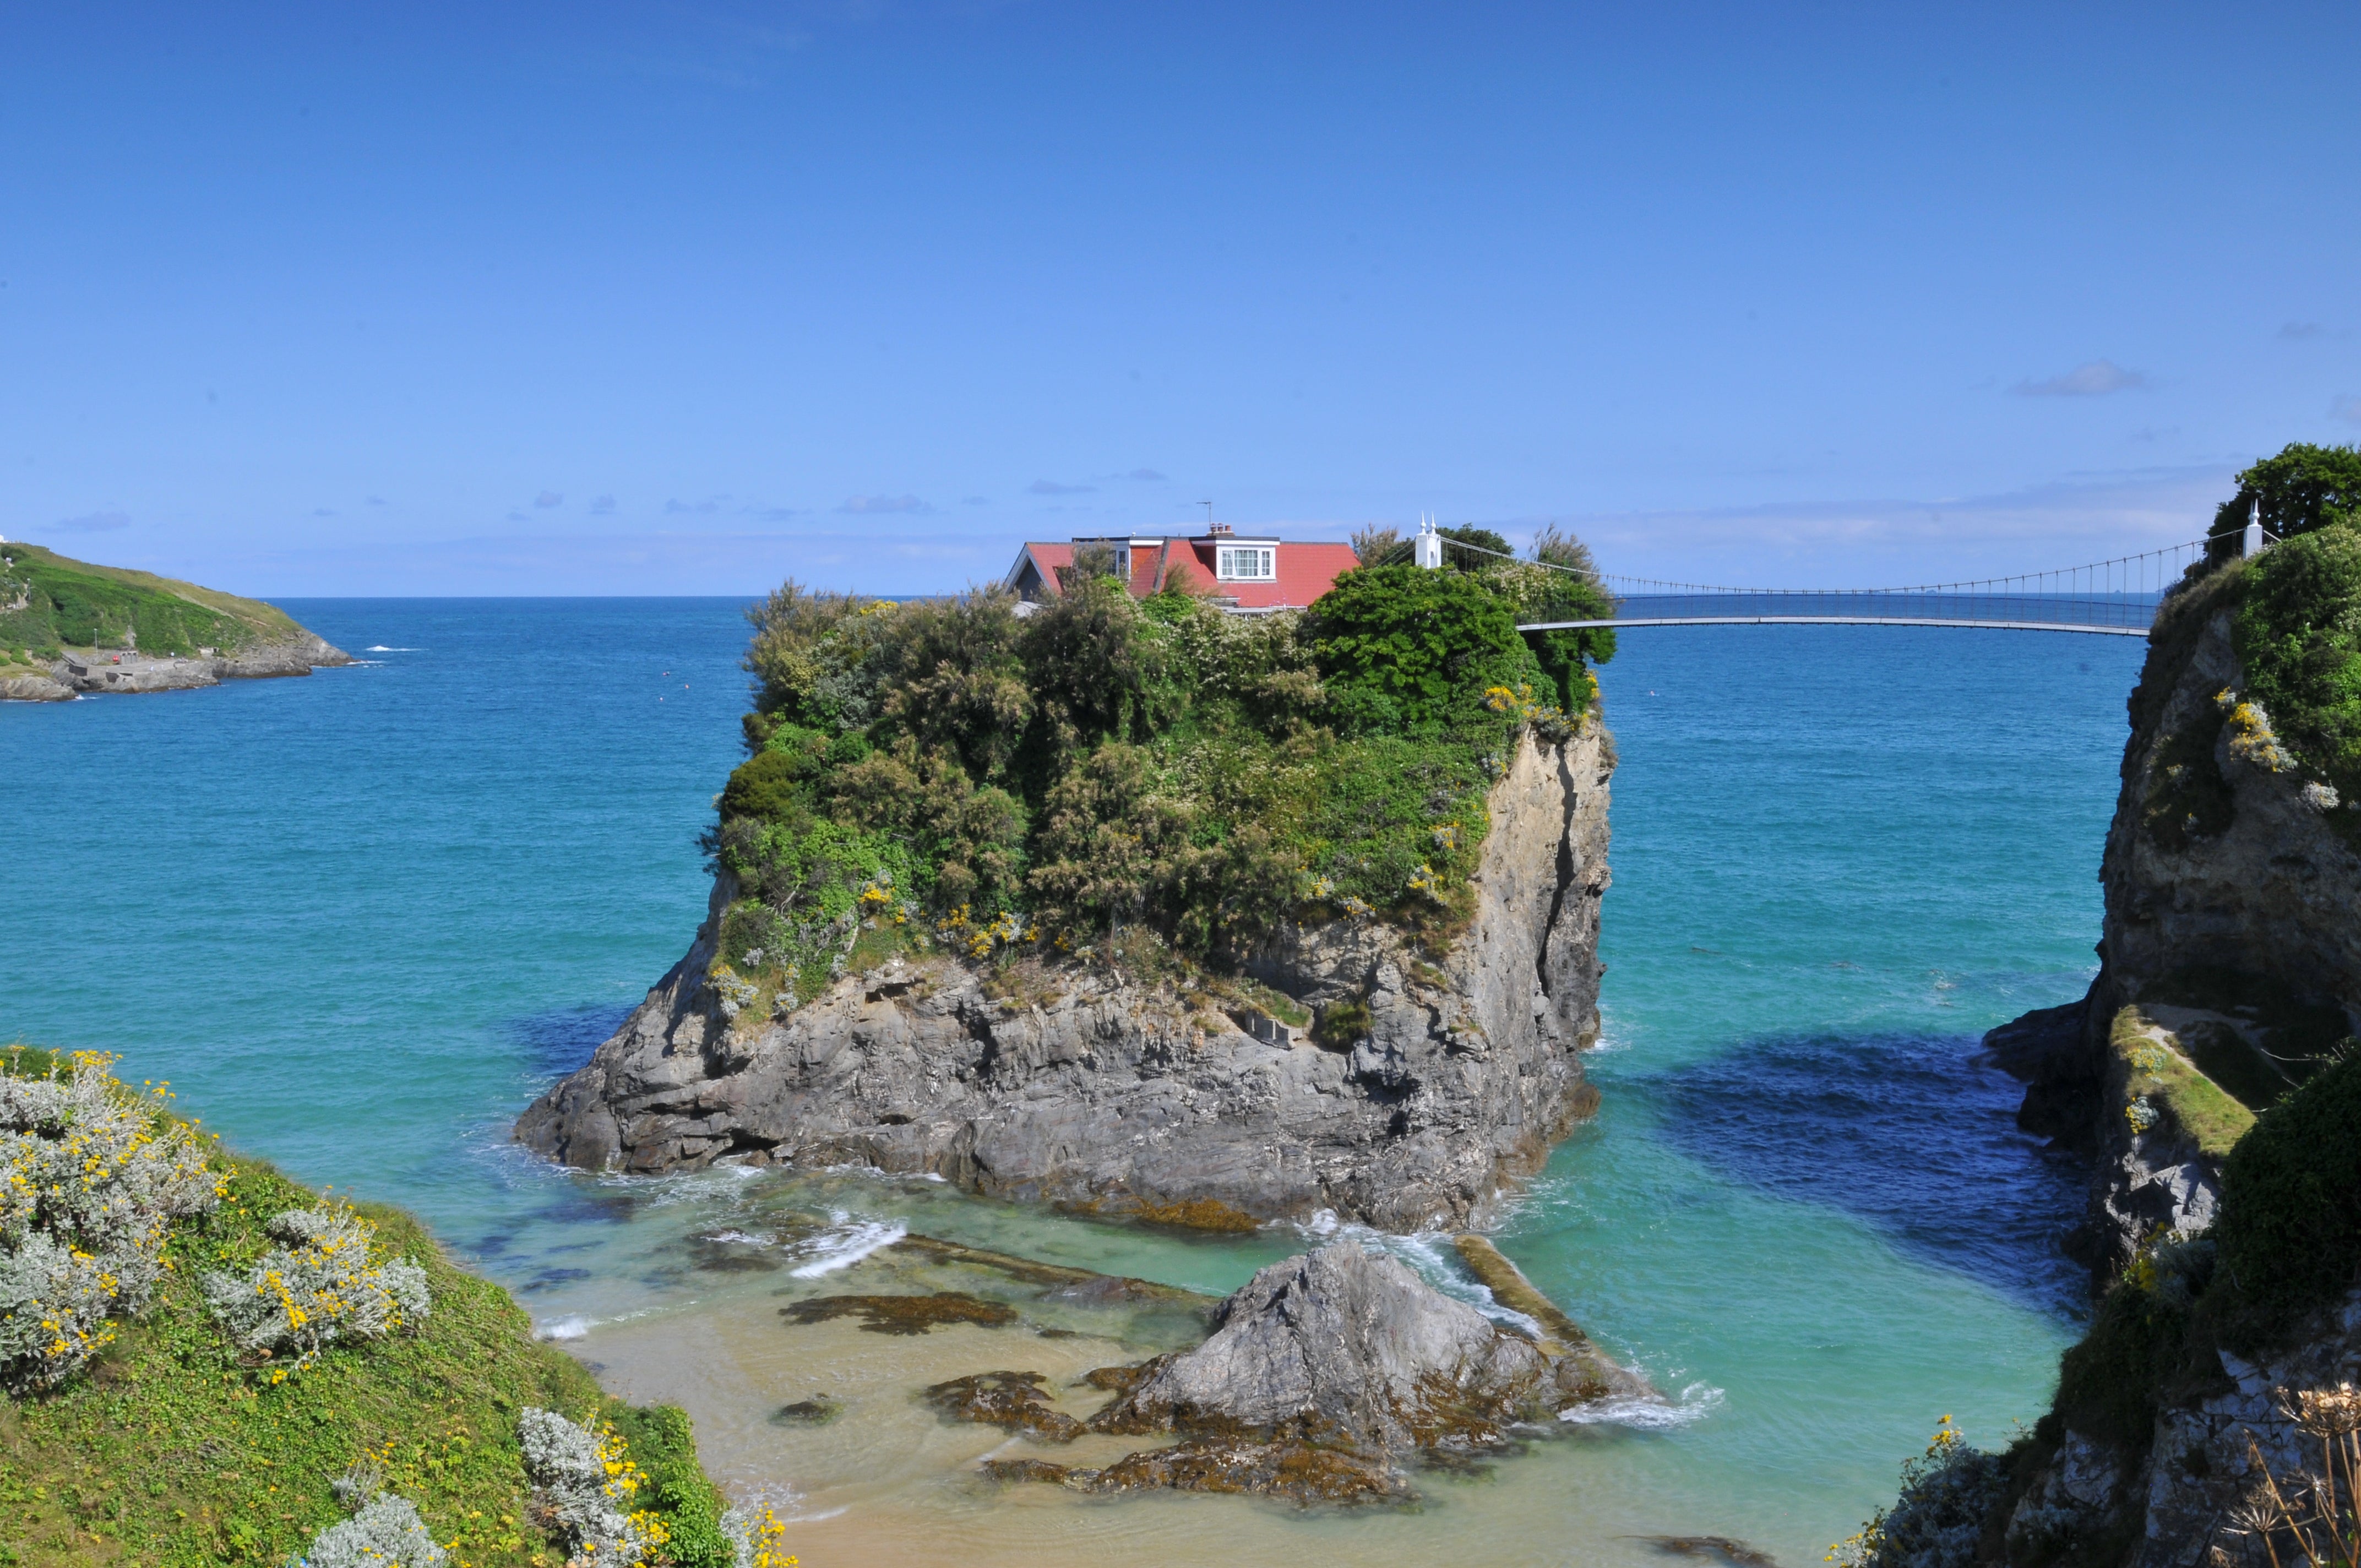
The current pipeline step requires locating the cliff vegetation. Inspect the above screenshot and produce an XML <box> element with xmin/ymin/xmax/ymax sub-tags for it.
<box><xmin>0</xmin><ymin>1047</ymin><xmax>752</xmax><ymax>1568</ymax></box>
<box><xmin>0</xmin><ymin>543</ymin><xmax>307</xmax><ymax>662</ymax></box>
<box><xmin>709</xmin><ymin>546</ymin><xmax>1614</xmax><ymax>1014</ymax></box>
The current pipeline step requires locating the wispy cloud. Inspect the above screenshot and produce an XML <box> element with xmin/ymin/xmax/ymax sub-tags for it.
<box><xmin>312</xmin><ymin>508</ymin><xmax>338</xmax><ymax>518</ymax></box>
<box><xmin>666</xmin><ymin>498</ymin><xmax>721</xmax><ymax>515</ymax></box>
<box><xmin>838</xmin><ymin>493</ymin><xmax>932</xmax><ymax>514</ymax></box>
<box><xmin>534</xmin><ymin>490</ymin><xmax>564</xmax><ymax>508</ymax></box>
<box><xmin>506</xmin><ymin>510</ymin><xmax>529</xmax><ymax>522</ymax></box>
<box><xmin>753</xmin><ymin>507</ymin><xmax>799</xmax><ymax>521</ymax></box>
<box><xmin>1027</xmin><ymin>479</ymin><xmax>1095</xmax><ymax>495</ymax></box>
<box><xmin>366</xmin><ymin>496</ymin><xmax>388</xmax><ymax>507</ymax></box>
<box><xmin>962</xmin><ymin>495</ymin><xmax>990</xmax><ymax>506</ymax></box>
<box><xmin>1127</xmin><ymin>468</ymin><xmax>1167</xmax><ymax>482</ymax></box>
<box><xmin>2012</xmin><ymin>359</ymin><xmax>2147</xmax><ymax>397</ymax></box>
<box><xmin>2333</xmin><ymin>396</ymin><xmax>2361</xmax><ymax>426</ymax></box>
<box><xmin>589</xmin><ymin>494</ymin><xmax>616</xmax><ymax>515</ymax></box>
<box><xmin>53</xmin><ymin>510</ymin><xmax>130</xmax><ymax>533</ymax></box>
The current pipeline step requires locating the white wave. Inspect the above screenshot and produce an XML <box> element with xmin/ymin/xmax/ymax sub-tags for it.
<box><xmin>362</xmin><ymin>645</ymin><xmax>422</xmax><ymax>652</ymax></box>
<box><xmin>1559</xmin><ymin>1380</ymin><xmax>1724</xmax><ymax>1430</ymax></box>
<box><xmin>702</xmin><ymin>1229</ymin><xmax>775</xmax><ymax>1247</ymax></box>
<box><xmin>538</xmin><ymin>1314</ymin><xmax>592</xmax><ymax>1341</ymax></box>
<box><xmin>789</xmin><ymin>1216</ymin><xmax>907</xmax><ymax>1278</ymax></box>
<box><xmin>784</xmin><ymin>1506</ymin><xmax>848</xmax><ymax>1524</ymax></box>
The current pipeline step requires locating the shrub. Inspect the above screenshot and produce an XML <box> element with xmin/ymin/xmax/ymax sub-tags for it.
<box><xmin>202</xmin><ymin>1201</ymin><xmax>432</xmax><ymax>1379</ymax></box>
<box><xmin>2207</xmin><ymin>442</ymin><xmax>2361</xmax><ymax>564</ymax></box>
<box><xmin>2233</xmin><ymin>522</ymin><xmax>2361</xmax><ymax>812</ymax></box>
<box><xmin>292</xmin><ymin>1490</ymin><xmax>448</xmax><ymax>1568</ymax></box>
<box><xmin>2213</xmin><ymin>1047</ymin><xmax>2361</xmax><ymax>1348</ymax></box>
<box><xmin>1308</xmin><ymin>564</ymin><xmax>1537</xmax><ymax>730</ymax></box>
<box><xmin>0</xmin><ymin>1049</ymin><xmax>222</xmax><ymax>1392</ymax></box>
<box><xmin>1831</xmin><ymin>1417</ymin><xmax>2009</xmax><ymax>1568</ymax></box>
<box><xmin>519</xmin><ymin>1406</ymin><xmax>673</xmax><ymax>1568</ymax></box>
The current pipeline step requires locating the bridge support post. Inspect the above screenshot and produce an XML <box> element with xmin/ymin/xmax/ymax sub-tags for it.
<box><xmin>2244</xmin><ymin>498</ymin><xmax>2264</xmax><ymax>558</ymax></box>
<box><xmin>1415</xmin><ymin>515</ymin><xmax>1443</xmax><ymax>569</ymax></box>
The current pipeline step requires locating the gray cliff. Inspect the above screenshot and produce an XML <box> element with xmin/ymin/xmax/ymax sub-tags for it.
<box><xmin>515</xmin><ymin>721</ymin><xmax>1612</xmax><ymax>1232</ymax></box>
<box><xmin>1967</xmin><ymin>582</ymin><xmax>2361</xmax><ymax>1568</ymax></box>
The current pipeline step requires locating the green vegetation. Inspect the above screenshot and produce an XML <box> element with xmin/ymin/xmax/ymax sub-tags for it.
<box><xmin>2109</xmin><ymin>1006</ymin><xmax>2256</xmax><ymax>1159</ymax></box>
<box><xmin>2213</xmin><ymin>1047</ymin><xmax>2361</xmax><ymax>1350</ymax></box>
<box><xmin>711</xmin><ymin>545</ymin><xmax>1614</xmax><ymax>1012</ymax></box>
<box><xmin>0</xmin><ymin>543</ymin><xmax>303</xmax><ymax>659</ymax></box>
<box><xmin>2207</xmin><ymin>440</ymin><xmax>2361</xmax><ymax>564</ymax></box>
<box><xmin>2233</xmin><ymin>518</ymin><xmax>2361</xmax><ymax>822</ymax></box>
<box><xmin>0</xmin><ymin>1047</ymin><xmax>741</xmax><ymax>1567</ymax></box>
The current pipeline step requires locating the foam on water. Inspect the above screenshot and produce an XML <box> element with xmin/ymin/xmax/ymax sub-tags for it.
<box><xmin>788</xmin><ymin>1216</ymin><xmax>907</xmax><ymax>1277</ymax></box>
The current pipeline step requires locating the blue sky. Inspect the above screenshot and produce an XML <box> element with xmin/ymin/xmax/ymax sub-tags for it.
<box><xmin>4</xmin><ymin>2</ymin><xmax>2358</xmax><ymax>594</ymax></box>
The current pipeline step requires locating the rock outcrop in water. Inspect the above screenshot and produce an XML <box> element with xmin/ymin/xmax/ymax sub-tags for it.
<box><xmin>1</xmin><ymin>634</ymin><xmax>352</xmax><ymax>701</ymax></box>
<box><xmin>963</xmin><ymin>1240</ymin><xmax>1651</xmax><ymax>1503</ymax></box>
<box><xmin>516</xmin><ymin>724</ymin><xmax>1611</xmax><ymax>1231</ymax></box>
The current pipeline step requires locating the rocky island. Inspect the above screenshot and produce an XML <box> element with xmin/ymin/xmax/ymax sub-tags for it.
<box><xmin>0</xmin><ymin>540</ymin><xmax>349</xmax><ymax>701</ymax></box>
<box><xmin>1846</xmin><ymin>444</ymin><xmax>2361</xmax><ymax>1568</ymax></box>
<box><xmin>519</xmin><ymin>535</ymin><xmax>1620</xmax><ymax>1231</ymax></box>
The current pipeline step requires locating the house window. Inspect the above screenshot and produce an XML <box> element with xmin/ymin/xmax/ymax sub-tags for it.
<box><xmin>1217</xmin><ymin>546</ymin><xmax>1275</xmax><ymax>581</ymax></box>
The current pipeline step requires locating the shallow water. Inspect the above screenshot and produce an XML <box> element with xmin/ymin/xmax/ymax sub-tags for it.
<box><xmin>0</xmin><ymin>603</ymin><xmax>2142</xmax><ymax>1565</ymax></box>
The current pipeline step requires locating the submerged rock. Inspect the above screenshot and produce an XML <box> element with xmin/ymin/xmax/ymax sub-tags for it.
<box><xmin>779</xmin><ymin>1292</ymin><xmax>1018</xmax><ymax>1336</ymax></box>
<box><xmin>923</xmin><ymin>1371</ymin><xmax>1084</xmax><ymax>1442</ymax></box>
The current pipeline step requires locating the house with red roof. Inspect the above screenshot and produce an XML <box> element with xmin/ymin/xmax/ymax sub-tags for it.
<box><xmin>1003</xmin><ymin>525</ymin><xmax>1362</xmax><ymax>612</ymax></box>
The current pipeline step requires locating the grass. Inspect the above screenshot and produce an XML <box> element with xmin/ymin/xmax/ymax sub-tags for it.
<box><xmin>0</xmin><ymin>1050</ymin><xmax>736</xmax><ymax>1568</ymax></box>
<box><xmin>2108</xmin><ymin>1005</ymin><xmax>2257</xmax><ymax>1159</ymax></box>
<box><xmin>0</xmin><ymin>543</ymin><xmax>304</xmax><ymax>660</ymax></box>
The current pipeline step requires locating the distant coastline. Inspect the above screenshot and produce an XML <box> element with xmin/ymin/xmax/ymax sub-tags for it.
<box><xmin>0</xmin><ymin>540</ymin><xmax>350</xmax><ymax>701</ymax></box>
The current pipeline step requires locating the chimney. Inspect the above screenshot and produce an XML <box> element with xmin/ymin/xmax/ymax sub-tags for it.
<box><xmin>1209</xmin><ymin>522</ymin><xmax>1233</xmax><ymax>536</ymax></box>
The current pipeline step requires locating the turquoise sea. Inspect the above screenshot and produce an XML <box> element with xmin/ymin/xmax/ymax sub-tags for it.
<box><xmin>0</xmin><ymin>602</ymin><xmax>2144</xmax><ymax>1564</ymax></box>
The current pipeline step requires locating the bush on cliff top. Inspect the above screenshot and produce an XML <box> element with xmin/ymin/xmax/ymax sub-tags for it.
<box><xmin>2233</xmin><ymin>519</ymin><xmax>2361</xmax><ymax>813</ymax></box>
<box><xmin>715</xmin><ymin>546</ymin><xmax>1613</xmax><ymax>995</ymax></box>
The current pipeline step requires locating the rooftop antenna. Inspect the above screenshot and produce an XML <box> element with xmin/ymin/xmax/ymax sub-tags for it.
<box><xmin>1199</xmin><ymin>500</ymin><xmax>1214</xmax><ymax>531</ymax></box>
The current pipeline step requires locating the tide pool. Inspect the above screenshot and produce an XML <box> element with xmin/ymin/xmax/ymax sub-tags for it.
<box><xmin>0</xmin><ymin>602</ymin><xmax>2141</xmax><ymax>1564</ymax></box>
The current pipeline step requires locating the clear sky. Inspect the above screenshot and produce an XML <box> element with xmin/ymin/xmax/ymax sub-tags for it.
<box><xmin>4</xmin><ymin>2</ymin><xmax>2358</xmax><ymax>594</ymax></box>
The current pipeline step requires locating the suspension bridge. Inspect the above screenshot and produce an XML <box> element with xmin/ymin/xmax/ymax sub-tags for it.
<box><xmin>1408</xmin><ymin>518</ymin><xmax>2270</xmax><ymax>638</ymax></box>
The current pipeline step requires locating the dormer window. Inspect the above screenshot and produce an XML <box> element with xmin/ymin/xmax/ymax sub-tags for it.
<box><xmin>1217</xmin><ymin>545</ymin><xmax>1275</xmax><ymax>581</ymax></box>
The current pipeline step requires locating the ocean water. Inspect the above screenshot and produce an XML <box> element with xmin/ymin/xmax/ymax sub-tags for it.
<box><xmin>0</xmin><ymin>602</ymin><xmax>2144</xmax><ymax>1565</ymax></box>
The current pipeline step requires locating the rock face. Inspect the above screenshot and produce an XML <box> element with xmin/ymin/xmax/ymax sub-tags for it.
<box><xmin>2000</xmin><ymin>605</ymin><xmax>2358</xmax><ymax>1273</ymax></box>
<box><xmin>1094</xmin><ymin>1241</ymin><xmax>1645</xmax><ymax>1447</ymax></box>
<box><xmin>1997</xmin><ymin>1292</ymin><xmax>2361</xmax><ymax>1568</ymax></box>
<box><xmin>3</xmin><ymin>634</ymin><xmax>352</xmax><ymax>701</ymax></box>
<box><xmin>968</xmin><ymin>1241</ymin><xmax>1652</xmax><ymax>1504</ymax></box>
<box><xmin>1973</xmin><ymin>585</ymin><xmax>2361</xmax><ymax>1568</ymax></box>
<box><xmin>2095</xmin><ymin>610</ymin><xmax>2361</xmax><ymax>1030</ymax></box>
<box><xmin>516</xmin><ymin>723</ymin><xmax>1612</xmax><ymax>1231</ymax></box>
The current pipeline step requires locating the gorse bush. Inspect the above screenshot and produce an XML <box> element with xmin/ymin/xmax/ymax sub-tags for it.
<box><xmin>0</xmin><ymin>1048</ymin><xmax>222</xmax><ymax>1392</ymax></box>
<box><xmin>203</xmin><ymin>1200</ymin><xmax>432</xmax><ymax>1379</ymax></box>
<box><xmin>714</xmin><ymin>540</ymin><xmax>1614</xmax><ymax>1003</ymax></box>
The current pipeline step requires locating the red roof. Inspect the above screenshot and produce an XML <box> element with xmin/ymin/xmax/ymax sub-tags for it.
<box><xmin>1005</xmin><ymin>536</ymin><xmax>1361</xmax><ymax>611</ymax></box>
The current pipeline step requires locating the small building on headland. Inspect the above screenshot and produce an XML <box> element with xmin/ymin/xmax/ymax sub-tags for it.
<box><xmin>1004</xmin><ymin>525</ymin><xmax>1362</xmax><ymax>612</ymax></box>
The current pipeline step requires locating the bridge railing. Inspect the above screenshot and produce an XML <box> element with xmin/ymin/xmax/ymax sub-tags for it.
<box><xmin>1418</xmin><ymin>530</ymin><xmax>2250</xmax><ymax>636</ymax></box>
